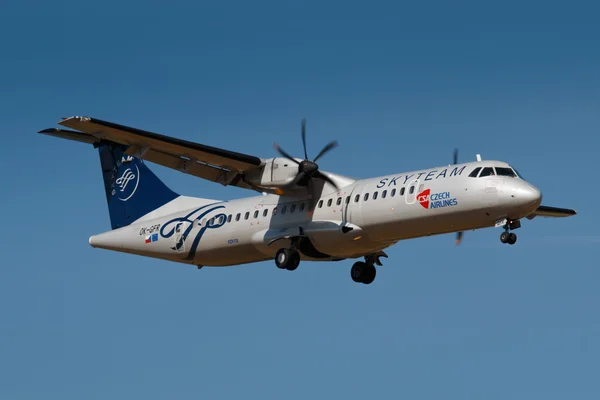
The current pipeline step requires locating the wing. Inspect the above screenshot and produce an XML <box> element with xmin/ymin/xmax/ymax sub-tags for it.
<box><xmin>39</xmin><ymin>116</ymin><xmax>266</xmax><ymax>191</ymax></box>
<box><xmin>527</xmin><ymin>205</ymin><xmax>578</xmax><ymax>219</ymax></box>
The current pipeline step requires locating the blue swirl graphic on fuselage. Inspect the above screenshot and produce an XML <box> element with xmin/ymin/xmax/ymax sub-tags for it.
<box><xmin>160</xmin><ymin>203</ymin><xmax>227</xmax><ymax>261</ymax></box>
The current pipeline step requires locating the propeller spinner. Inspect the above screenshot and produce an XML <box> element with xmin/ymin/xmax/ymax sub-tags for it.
<box><xmin>273</xmin><ymin>119</ymin><xmax>339</xmax><ymax>209</ymax></box>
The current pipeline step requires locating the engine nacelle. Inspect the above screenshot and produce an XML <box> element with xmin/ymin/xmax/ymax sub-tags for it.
<box><xmin>245</xmin><ymin>157</ymin><xmax>300</xmax><ymax>188</ymax></box>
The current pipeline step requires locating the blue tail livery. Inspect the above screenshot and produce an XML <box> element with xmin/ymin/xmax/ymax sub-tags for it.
<box><xmin>97</xmin><ymin>143</ymin><xmax>179</xmax><ymax>229</ymax></box>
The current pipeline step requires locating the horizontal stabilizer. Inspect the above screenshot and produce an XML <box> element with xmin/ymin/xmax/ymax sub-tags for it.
<box><xmin>38</xmin><ymin>128</ymin><xmax>98</xmax><ymax>145</ymax></box>
<box><xmin>527</xmin><ymin>205</ymin><xmax>577</xmax><ymax>219</ymax></box>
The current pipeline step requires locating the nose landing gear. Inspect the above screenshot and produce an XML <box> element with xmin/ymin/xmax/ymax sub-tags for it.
<box><xmin>499</xmin><ymin>219</ymin><xmax>520</xmax><ymax>245</ymax></box>
<box><xmin>500</xmin><ymin>231</ymin><xmax>517</xmax><ymax>245</ymax></box>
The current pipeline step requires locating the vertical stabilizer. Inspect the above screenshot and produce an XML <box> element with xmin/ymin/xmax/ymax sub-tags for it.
<box><xmin>98</xmin><ymin>143</ymin><xmax>179</xmax><ymax>229</ymax></box>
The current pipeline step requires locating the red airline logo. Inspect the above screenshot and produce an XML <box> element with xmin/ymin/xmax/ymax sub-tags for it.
<box><xmin>417</xmin><ymin>189</ymin><xmax>430</xmax><ymax>209</ymax></box>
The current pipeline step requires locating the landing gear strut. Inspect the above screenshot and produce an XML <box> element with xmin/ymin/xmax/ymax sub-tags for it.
<box><xmin>275</xmin><ymin>248</ymin><xmax>301</xmax><ymax>271</ymax></box>
<box><xmin>500</xmin><ymin>219</ymin><xmax>520</xmax><ymax>245</ymax></box>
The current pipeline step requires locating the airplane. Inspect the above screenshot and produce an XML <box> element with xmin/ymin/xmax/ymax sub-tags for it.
<box><xmin>38</xmin><ymin>116</ymin><xmax>577</xmax><ymax>284</ymax></box>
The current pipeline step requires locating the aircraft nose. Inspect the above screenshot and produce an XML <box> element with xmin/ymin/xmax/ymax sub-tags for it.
<box><xmin>515</xmin><ymin>183</ymin><xmax>542</xmax><ymax>207</ymax></box>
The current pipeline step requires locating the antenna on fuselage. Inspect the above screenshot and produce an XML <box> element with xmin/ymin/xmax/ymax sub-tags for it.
<box><xmin>476</xmin><ymin>154</ymin><xmax>482</xmax><ymax>161</ymax></box>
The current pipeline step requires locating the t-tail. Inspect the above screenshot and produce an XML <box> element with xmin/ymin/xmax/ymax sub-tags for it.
<box><xmin>97</xmin><ymin>143</ymin><xmax>179</xmax><ymax>229</ymax></box>
<box><xmin>38</xmin><ymin>127</ymin><xmax>179</xmax><ymax>230</ymax></box>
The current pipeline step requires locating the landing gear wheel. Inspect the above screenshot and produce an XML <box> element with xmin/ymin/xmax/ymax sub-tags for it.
<box><xmin>507</xmin><ymin>233</ymin><xmax>517</xmax><ymax>245</ymax></box>
<box><xmin>351</xmin><ymin>262</ymin><xmax>376</xmax><ymax>284</ymax></box>
<box><xmin>275</xmin><ymin>248</ymin><xmax>301</xmax><ymax>270</ymax></box>
<box><xmin>500</xmin><ymin>231</ymin><xmax>510</xmax><ymax>244</ymax></box>
<box><xmin>286</xmin><ymin>250</ymin><xmax>300</xmax><ymax>270</ymax></box>
<box><xmin>362</xmin><ymin>265</ymin><xmax>376</xmax><ymax>284</ymax></box>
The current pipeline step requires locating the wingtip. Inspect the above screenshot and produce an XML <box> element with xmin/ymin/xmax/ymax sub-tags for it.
<box><xmin>38</xmin><ymin>128</ymin><xmax>58</xmax><ymax>134</ymax></box>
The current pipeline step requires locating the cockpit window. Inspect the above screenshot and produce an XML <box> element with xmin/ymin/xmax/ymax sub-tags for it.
<box><xmin>512</xmin><ymin>168</ymin><xmax>525</xmax><ymax>179</ymax></box>
<box><xmin>479</xmin><ymin>167</ymin><xmax>495</xmax><ymax>177</ymax></box>
<box><xmin>469</xmin><ymin>167</ymin><xmax>482</xmax><ymax>177</ymax></box>
<box><xmin>495</xmin><ymin>167</ymin><xmax>516</xmax><ymax>177</ymax></box>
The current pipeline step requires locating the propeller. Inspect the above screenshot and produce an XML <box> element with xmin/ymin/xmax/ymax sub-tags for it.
<box><xmin>273</xmin><ymin>119</ymin><xmax>339</xmax><ymax>209</ymax></box>
<box><xmin>453</xmin><ymin>148</ymin><xmax>464</xmax><ymax>246</ymax></box>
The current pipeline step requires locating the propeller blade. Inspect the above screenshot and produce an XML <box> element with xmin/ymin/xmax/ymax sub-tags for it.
<box><xmin>301</xmin><ymin>119</ymin><xmax>308</xmax><ymax>160</ymax></box>
<box><xmin>313</xmin><ymin>140</ymin><xmax>339</xmax><ymax>163</ymax></box>
<box><xmin>455</xmin><ymin>231</ymin><xmax>463</xmax><ymax>245</ymax></box>
<box><xmin>273</xmin><ymin>143</ymin><xmax>301</xmax><ymax>165</ymax></box>
<box><xmin>287</xmin><ymin>171</ymin><xmax>306</xmax><ymax>188</ymax></box>
<box><xmin>315</xmin><ymin>170</ymin><xmax>339</xmax><ymax>190</ymax></box>
<box><xmin>453</xmin><ymin>148</ymin><xmax>458</xmax><ymax>165</ymax></box>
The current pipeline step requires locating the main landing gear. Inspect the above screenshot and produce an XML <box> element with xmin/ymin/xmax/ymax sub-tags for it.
<box><xmin>351</xmin><ymin>261</ymin><xmax>376</xmax><ymax>284</ymax></box>
<box><xmin>350</xmin><ymin>252</ymin><xmax>387</xmax><ymax>285</ymax></box>
<box><xmin>275</xmin><ymin>248</ymin><xmax>301</xmax><ymax>271</ymax></box>
<box><xmin>499</xmin><ymin>219</ymin><xmax>520</xmax><ymax>245</ymax></box>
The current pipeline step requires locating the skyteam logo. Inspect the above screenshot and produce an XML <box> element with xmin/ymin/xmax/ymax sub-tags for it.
<box><xmin>417</xmin><ymin>189</ymin><xmax>458</xmax><ymax>209</ymax></box>
<box><xmin>115</xmin><ymin>165</ymin><xmax>140</xmax><ymax>202</ymax></box>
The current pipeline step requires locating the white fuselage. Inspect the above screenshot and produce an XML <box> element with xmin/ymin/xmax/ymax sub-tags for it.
<box><xmin>89</xmin><ymin>160</ymin><xmax>542</xmax><ymax>267</ymax></box>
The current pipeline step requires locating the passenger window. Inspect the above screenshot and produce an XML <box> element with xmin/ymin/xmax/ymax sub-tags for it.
<box><xmin>236</xmin><ymin>213</ymin><xmax>241</xmax><ymax>221</ymax></box>
<box><xmin>254</xmin><ymin>210</ymin><xmax>259</xmax><ymax>218</ymax></box>
<box><xmin>290</xmin><ymin>204</ymin><xmax>296</xmax><ymax>213</ymax></box>
<box><xmin>337</xmin><ymin>197</ymin><xmax>342</xmax><ymax>206</ymax></box>
<box><xmin>391</xmin><ymin>188</ymin><xmax>396</xmax><ymax>197</ymax></box>
<box><xmin>469</xmin><ymin>167</ymin><xmax>482</xmax><ymax>177</ymax></box>
<box><xmin>364</xmin><ymin>193</ymin><xmax>369</xmax><ymax>201</ymax></box>
<box><xmin>327</xmin><ymin>199</ymin><xmax>333</xmax><ymax>207</ymax></box>
<box><xmin>409</xmin><ymin>186</ymin><xmax>414</xmax><ymax>194</ymax></box>
<box><xmin>355</xmin><ymin>194</ymin><xmax>360</xmax><ymax>203</ymax></box>
<box><xmin>479</xmin><ymin>167</ymin><xmax>495</xmax><ymax>177</ymax></box>
<box><xmin>281</xmin><ymin>205</ymin><xmax>287</xmax><ymax>214</ymax></box>
<box><xmin>244</xmin><ymin>212</ymin><xmax>249</xmax><ymax>220</ymax></box>
<box><xmin>495</xmin><ymin>167</ymin><xmax>516</xmax><ymax>177</ymax></box>
<box><xmin>299</xmin><ymin>203</ymin><xmax>305</xmax><ymax>212</ymax></box>
<box><xmin>273</xmin><ymin>207</ymin><xmax>277</xmax><ymax>215</ymax></box>
<box><xmin>400</xmin><ymin>187</ymin><xmax>405</xmax><ymax>196</ymax></box>
<box><xmin>373</xmin><ymin>191</ymin><xmax>378</xmax><ymax>200</ymax></box>
<box><xmin>318</xmin><ymin>200</ymin><xmax>323</xmax><ymax>208</ymax></box>
<box><xmin>210</xmin><ymin>217</ymin><xmax>215</xmax><ymax>225</ymax></box>
<box><xmin>227</xmin><ymin>214</ymin><xmax>232</xmax><ymax>223</ymax></box>
<box><xmin>263</xmin><ymin>209</ymin><xmax>268</xmax><ymax>217</ymax></box>
<box><xmin>382</xmin><ymin>190</ymin><xmax>387</xmax><ymax>199</ymax></box>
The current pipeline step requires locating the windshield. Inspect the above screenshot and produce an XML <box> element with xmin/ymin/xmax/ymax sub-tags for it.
<box><xmin>495</xmin><ymin>167</ymin><xmax>516</xmax><ymax>177</ymax></box>
<box><xmin>511</xmin><ymin>167</ymin><xmax>525</xmax><ymax>180</ymax></box>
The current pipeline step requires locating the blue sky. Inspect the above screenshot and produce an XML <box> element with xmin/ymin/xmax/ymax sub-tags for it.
<box><xmin>1</xmin><ymin>0</ymin><xmax>599</xmax><ymax>398</ymax></box>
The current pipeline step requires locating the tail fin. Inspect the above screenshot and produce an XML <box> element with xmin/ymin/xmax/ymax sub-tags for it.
<box><xmin>97</xmin><ymin>143</ymin><xmax>179</xmax><ymax>229</ymax></box>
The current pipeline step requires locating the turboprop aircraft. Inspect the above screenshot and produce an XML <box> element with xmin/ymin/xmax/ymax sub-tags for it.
<box><xmin>39</xmin><ymin>116</ymin><xmax>577</xmax><ymax>284</ymax></box>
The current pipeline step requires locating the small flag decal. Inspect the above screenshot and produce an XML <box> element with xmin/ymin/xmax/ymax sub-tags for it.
<box><xmin>145</xmin><ymin>233</ymin><xmax>159</xmax><ymax>244</ymax></box>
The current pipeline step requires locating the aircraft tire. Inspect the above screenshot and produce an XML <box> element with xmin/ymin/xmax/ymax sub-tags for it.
<box><xmin>508</xmin><ymin>233</ymin><xmax>517</xmax><ymax>245</ymax></box>
<box><xmin>275</xmin><ymin>248</ymin><xmax>301</xmax><ymax>270</ymax></box>
<box><xmin>500</xmin><ymin>231</ymin><xmax>510</xmax><ymax>244</ymax></box>
<box><xmin>351</xmin><ymin>262</ymin><xmax>365</xmax><ymax>282</ymax></box>
<box><xmin>275</xmin><ymin>248</ymin><xmax>291</xmax><ymax>269</ymax></box>
<box><xmin>362</xmin><ymin>264</ymin><xmax>376</xmax><ymax>285</ymax></box>
<box><xmin>351</xmin><ymin>262</ymin><xmax>376</xmax><ymax>284</ymax></box>
<box><xmin>286</xmin><ymin>250</ymin><xmax>301</xmax><ymax>271</ymax></box>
